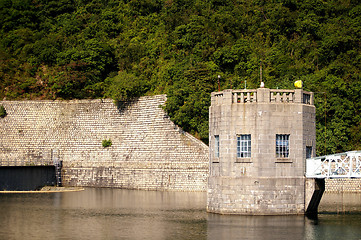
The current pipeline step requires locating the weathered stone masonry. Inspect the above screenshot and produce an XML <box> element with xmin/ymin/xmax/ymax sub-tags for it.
<box><xmin>325</xmin><ymin>179</ymin><xmax>361</xmax><ymax>193</ymax></box>
<box><xmin>0</xmin><ymin>95</ymin><xmax>208</xmax><ymax>191</ymax></box>
<box><xmin>0</xmin><ymin>94</ymin><xmax>360</xmax><ymax>193</ymax></box>
<box><xmin>207</xmin><ymin>88</ymin><xmax>316</xmax><ymax>215</ymax></box>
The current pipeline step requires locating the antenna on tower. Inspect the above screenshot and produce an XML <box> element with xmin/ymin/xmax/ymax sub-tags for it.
<box><xmin>260</xmin><ymin>61</ymin><xmax>264</xmax><ymax>88</ymax></box>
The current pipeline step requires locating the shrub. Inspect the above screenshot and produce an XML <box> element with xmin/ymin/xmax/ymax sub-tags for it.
<box><xmin>102</xmin><ymin>139</ymin><xmax>112</xmax><ymax>148</ymax></box>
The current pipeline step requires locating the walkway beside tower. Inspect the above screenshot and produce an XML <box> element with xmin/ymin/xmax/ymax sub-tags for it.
<box><xmin>305</xmin><ymin>151</ymin><xmax>361</xmax><ymax>214</ymax></box>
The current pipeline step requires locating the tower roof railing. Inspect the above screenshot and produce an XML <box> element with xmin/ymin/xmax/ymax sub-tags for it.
<box><xmin>211</xmin><ymin>88</ymin><xmax>314</xmax><ymax>105</ymax></box>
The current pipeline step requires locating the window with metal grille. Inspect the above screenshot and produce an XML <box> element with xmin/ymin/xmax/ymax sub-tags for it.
<box><xmin>276</xmin><ymin>134</ymin><xmax>289</xmax><ymax>158</ymax></box>
<box><xmin>215</xmin><ymin>135</ymin><xmax>220</xmax><ymax>158</ymax></box>
<box><xmin>237</xmin><ymin>134</ymin><xmax>251</xmax><ymax>158</ymax></box>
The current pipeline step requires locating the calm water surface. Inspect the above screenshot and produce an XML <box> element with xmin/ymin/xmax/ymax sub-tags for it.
<box><xmin>0</xmin><ymin>188</ymin><xmax>360</xmax><ymax>240</ymax></box>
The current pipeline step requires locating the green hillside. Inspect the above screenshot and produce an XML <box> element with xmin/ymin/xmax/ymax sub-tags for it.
<box><xmin>1</xmin><ymin>0</ymin><xmax>361</xmax><ymax>154</ymax></box>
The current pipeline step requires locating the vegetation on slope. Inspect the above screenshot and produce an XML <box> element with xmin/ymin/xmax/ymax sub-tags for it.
<box><xmin>1</xmin><ymin>0</ymin><xmax>361</xmax><ymax>154</ymax></box>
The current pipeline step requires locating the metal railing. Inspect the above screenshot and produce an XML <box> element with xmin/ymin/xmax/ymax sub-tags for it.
<box><xmin>52</xmin><ymin>149</ymin><xmax>62</xmax><ymax>187</ymax></box>
<box><xmin>306</xmin><ymin>151</ymin><xmax>361</xmax><ymax>178</ymax></box>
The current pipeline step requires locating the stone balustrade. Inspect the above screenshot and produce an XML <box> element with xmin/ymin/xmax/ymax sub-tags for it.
<box><xmin>233</xmin><ymin>89</ymin><xmax>257</xmax><ymax>103</ymax></box>
<box><xmin>211</xmin><ymin>88</ymin><xmax>314</xmax><ymax>105</ymax></box>
<box><xmin>270</xmin><ymin>89</ymin><xmax>295</xmax><ymax>103</ymax></box>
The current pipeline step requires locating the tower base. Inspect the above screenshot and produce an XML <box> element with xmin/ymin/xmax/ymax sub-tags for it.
<box><xmin>207</xmin><ymin>176</ymin><xmax>306</xmax><ymax>215</ymax></box>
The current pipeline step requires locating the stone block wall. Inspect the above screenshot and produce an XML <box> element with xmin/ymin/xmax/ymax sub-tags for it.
<box><xmin>0</xmin><ymin>95</ymin><xmax>208</xmax><ymax>191</ymax></box>
<box><xmin>325</xmin><ymin>179</ymin><xmax>361</xmax><ymax>192</ymax></box>
<box><xmin>0</xmin><ymin>94</ymin><xmax>358</xmax><ymax>194</ymax></box>
<box><xmin>207</xmin><ymin>176</ymin><xmax>305</xmax><ymax>215</ymax></box>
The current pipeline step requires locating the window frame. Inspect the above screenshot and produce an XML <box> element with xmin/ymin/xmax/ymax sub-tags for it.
<box><xmin>214</xmin><ymin>135</ymin><xmax>220</xmax><ymax>158</ymax></box>
<box><xmin>276</xmin><ymin>134</ymin><xmax>290</xmax><ymax>158</ymax></box>
<box><xmin>237</xmin><ymin>134</ymin><xmax>251</xmax><ymax>158</ymax></box>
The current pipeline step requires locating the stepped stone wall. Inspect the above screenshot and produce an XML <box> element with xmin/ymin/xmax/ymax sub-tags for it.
<box><xmin>0</xmin><ymin>95</ymin><xmax>208</xmax><ymax>191</ymax></box>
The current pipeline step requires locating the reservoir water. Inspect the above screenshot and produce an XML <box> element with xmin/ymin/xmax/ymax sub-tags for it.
<box><xmin>0</xmin><ymin>188</ymin><xmax>360</xmax><ymax>240</ymax></box>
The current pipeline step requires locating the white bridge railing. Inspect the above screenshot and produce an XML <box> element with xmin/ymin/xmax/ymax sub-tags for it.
<box><xmin>306</xmin><ymin>151</ymin><xmax>361</xmax><ymax>178</ymax></box>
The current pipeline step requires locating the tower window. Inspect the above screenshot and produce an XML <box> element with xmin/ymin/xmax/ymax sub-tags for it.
<box><xmin>237</xmin><ymin>134</ymin><xmax>251</xmax><ymax>158</ymax></box>
<box><xmin>276</xmin><ymin>134</ymin><xmax>289</xmax><ymax>158</ymax></box>
<box><xmin>306</xmin><ymin>146</ymin><xmax>312</xmax><ymax>159</ymax></box>
<box><xmin>215</xmin><ymin>135</ymin><xmax>220</xmax><ymax>158</ymax></box>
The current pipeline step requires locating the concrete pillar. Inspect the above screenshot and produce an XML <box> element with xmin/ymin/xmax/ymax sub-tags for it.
<box><xmin>310</xmin><ymin>92</ymin><xmax>314</xmax><ymax>105</ymax></box>
<box><xmin>222</xmin><ymin>89</ymin><xmax>233</xmax><ymax>104</ymax></box>
<box><xmin>294</xmin><ymin>89</ymin><xmax>302</xmax><ymax>103</ymax></box>
<box><xmin>257</xmin><ymin>88</ymin><xmax>270</xmax><ymax>103</ymax></box>
<box><xmin>211</xmin><ymin>92</ymin><xmax>217</xmax><ymax>106</ymax></box>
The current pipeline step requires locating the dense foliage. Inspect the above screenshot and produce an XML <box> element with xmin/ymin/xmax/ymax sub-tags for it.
<box><xmin>1</xmin><ymin>0</ymin><xmax>361</xmax><ymax>155</ymax></box>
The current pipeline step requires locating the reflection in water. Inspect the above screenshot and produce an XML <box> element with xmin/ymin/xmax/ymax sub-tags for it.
<box><xmin>0</xmin><ymin>189</ymin><xmax>207</xmax><ymax>240</ymax></box>
<box><xmin>0</xmin><ymin>189</ymin><xmax>360</xmax><ymax>240</ymax></box>
<box><xmin>58</xmin><ymin>188</ymin><xmax>207</xmax><ymax>240</ymax></box>
<box><xmin>207</xmin><ymin>215</ymin><xmax>306</xmax><ymax>240</ymax></box>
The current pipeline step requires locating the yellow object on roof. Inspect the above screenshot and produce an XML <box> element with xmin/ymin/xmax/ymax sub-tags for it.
<box><xmin>294</xmin><ymin>80</ymin><xmax>303</xmax><ymax>89</ymax></box>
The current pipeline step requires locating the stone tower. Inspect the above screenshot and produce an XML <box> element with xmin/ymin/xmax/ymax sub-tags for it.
<box><xmin>207</xmin><ymin>87</ymin><xmax>316</xmax><ymax>215</ymax></box>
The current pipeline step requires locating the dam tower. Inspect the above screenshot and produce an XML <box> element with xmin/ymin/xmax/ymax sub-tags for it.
<box><xmin>207</xmin><ymin>87</ymin><xmax>316</xmax><ymax>215</ymax></box>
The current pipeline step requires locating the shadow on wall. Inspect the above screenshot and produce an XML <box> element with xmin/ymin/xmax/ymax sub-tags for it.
<box><xmin>0</xmin><ymin>166</ymin><xmax>56</xmax><ymax>191</ymax></box>
<box><xmin>115</xmin><ymin>98</ymin><xmax>139</xmax><ymax>114</ymax></box>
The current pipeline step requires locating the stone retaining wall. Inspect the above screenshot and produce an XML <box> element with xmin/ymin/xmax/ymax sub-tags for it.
<box><xmin>325</xmin><ymin>179</ymin><xmax>361</xmax><ymax>193</ymax></box>
<box><xmin>0</xmin><ymin>95</ymin><xmax>359</xmax><ymax>193</ymax></box>
<box><xmin>0</xmin><ymin>95</ymin><xmax>208</xmax><ymax>191</ymax></box>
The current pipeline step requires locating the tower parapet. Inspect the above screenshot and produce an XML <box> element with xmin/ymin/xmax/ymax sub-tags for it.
<box><xmin>211</xmin><ymin>88</ymin><xmax>314</xmax><ymax>105</ymax></box>
<box><xmin>208</xmin><ymin>88</ymin><xmax>316</xmax><ymax>215</ymax></box>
